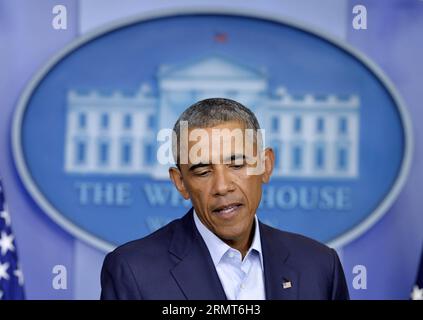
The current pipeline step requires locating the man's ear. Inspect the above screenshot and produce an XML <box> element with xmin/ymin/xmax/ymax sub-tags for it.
<box><xmin>261</xmin><ymin>147</ymin><xmax>275</xmax><ymax>184</ymax></box>
<box><xmin>169</xmin><ymin>166</ymin><xmax>190</xmax><ymax>200</ymax></box>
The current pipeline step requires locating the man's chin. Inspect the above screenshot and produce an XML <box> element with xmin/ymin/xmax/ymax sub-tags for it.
<box><xmin>213</xmin><ymin>226</ymin><xmax>247</xmax><ymax>243</ymax></box>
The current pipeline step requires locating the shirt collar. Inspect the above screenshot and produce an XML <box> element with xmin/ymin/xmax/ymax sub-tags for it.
<box><xmin>193</xmin><ymin>208</ymin><xmax>264</xmax><ymax>270</ymax></box>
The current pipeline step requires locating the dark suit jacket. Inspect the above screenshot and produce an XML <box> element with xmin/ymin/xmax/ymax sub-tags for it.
<box><xmin>101</xmin><ymin>208</ymin><xmax>349</xmax><ymax>300</ymax></box>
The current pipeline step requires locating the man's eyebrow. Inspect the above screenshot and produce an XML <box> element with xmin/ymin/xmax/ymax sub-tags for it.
<box><xmin>188</xmin><ymin>155</ymin><xmax>247</xmax><ymax>170</ymax></box>
<box><xmin>188</xmin><ymin>163</ymin><xmax>211</xmax><ymax>171</ymax></box>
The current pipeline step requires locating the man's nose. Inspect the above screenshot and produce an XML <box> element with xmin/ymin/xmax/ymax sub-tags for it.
<box><xmin>212</xmin><ymin>167</ymin><xmax>235</xmax><ymax>196</ymax></box>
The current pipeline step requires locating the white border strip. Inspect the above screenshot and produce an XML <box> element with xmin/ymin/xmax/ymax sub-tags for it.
<box><xmin>12</xmin><ymin>7</ymin><xmax>413</xmax><ymax>252</ymax></box>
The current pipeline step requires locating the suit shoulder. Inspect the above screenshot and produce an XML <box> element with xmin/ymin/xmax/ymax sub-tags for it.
<box><xmin>261</xmin><ymin>223</ymin><xmax>335</xmax><ymax>260</ymax></box>
<box><xmin>105</xmin><ymin>217</ymin><xmax>181</xmax><ymax>263</ymax></box>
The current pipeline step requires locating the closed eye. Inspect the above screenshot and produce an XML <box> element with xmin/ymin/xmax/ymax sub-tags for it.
<box><xmin>230</xmin><ymin>163</ymin><xmax>245</xmax><ymax>169</ymax></box>
<box><xmin>194</xmin><ymin>170</ymin><xmax>211</xmax><ymax>177</ymax></box>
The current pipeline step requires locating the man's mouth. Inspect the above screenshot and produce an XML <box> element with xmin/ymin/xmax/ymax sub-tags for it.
<box><xmin>212</xmin><ymin>203</ymin><xmax>243</xmax><ymax>218</ymax></box>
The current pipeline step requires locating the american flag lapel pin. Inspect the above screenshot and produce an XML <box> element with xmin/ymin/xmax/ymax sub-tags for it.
<box><xmin>282</xmin><ymin>280</ymin><xmax>292</xmax><ymax>289</ymax></box>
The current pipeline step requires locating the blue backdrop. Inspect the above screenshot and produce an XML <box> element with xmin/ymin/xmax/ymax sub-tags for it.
<box><xmin>0</xmin><ymin>0</ymin><xmax>422</xmax><ymax>299</ymax></box>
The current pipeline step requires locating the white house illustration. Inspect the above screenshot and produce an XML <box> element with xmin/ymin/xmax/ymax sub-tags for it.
<box><xmin>64</xmin><ymin>55</ymin><xmax>360</xmax><ymax>179</ymax></box>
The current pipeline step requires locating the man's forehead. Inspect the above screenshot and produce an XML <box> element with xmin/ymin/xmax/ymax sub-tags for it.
<box><xmin>186</xmin><ymin>133</ymin><xmax>255</xmax><ymax>165</ymax></box>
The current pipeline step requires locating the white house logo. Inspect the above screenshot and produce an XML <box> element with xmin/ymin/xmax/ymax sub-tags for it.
<box><xmin>65</xmin><ymin>56</ymin><xmax>359</xmax><ymax>180</ymax></box>
<box><xmin>12</xmin><ymin>11</ymin><xmax>412</xmax><ymax>252</ymax></box>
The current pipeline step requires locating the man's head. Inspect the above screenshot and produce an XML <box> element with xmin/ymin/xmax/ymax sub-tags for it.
<box><xmin>169</xmin><ymin>98</ymin><xmax>274</xmax><ymax>253</ymax></box>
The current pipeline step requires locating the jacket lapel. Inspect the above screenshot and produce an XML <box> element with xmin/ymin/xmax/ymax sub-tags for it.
<box><xmin>260</xmin><ymin>222</ymin><xmax>299</xmax><ymax>300</ymax></box>
<box><xmin>169</xmin><ymin>209</ymin><xmax>227</xmax><ymax>300</ymax></box>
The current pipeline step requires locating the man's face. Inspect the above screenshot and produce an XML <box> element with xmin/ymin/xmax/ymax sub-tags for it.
<box><xmin>169</xmin><ymin>121</ymin><xmax>274</xmax><ymax>248</ymax></box>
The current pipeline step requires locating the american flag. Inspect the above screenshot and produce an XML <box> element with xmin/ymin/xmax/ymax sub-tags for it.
<box><xmin>0</xmin><ymin>179</ymin><xmax>25</xmax><ymax>299</ymax></box>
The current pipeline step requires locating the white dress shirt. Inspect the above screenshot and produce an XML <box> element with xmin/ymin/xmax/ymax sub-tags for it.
<box><xmin>193</xmin><ymin>210</ymin><xmax>266</xmax><ymax>300</ymax></box>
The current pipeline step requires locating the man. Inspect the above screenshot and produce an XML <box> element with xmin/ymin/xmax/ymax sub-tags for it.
<box><xmin>100</xmin><ymin>98</ymin><xmax>349</xmax><ymax>300</ymax></box>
